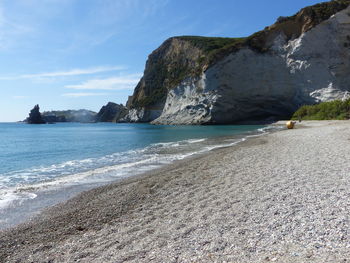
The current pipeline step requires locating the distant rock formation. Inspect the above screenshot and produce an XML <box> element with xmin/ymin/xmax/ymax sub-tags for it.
<box><xmin>96</xmin><ymin>102</ymin><xmax>128</xmax><ymax>122</ymax></box>
<box><xmin>123</xmin><ymin>0</ymin><xmax>350</xmax><ymax>124</ymax></box>
<box><xmin>25</xmin><ymin>108</ymin><xmax>97</xmax><ymax>123</ymax></box>
<box><xmin>42</xmin><ymin>110</ymin><xmax>97</xmax><ymax>123</ymax></box>
<box><xmin>42</xmin><ymin>113</ymin><xmax>67</xmax><ymax>123</ymax></box>
<box><xmin>27</xmin><ymin>105</ymin><xmax>46</xmax><ymax>124</ymax></box>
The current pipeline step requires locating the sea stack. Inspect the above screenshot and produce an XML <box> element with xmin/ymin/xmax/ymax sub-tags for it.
<box><xmin>27</xmin><ymin>104</ymin><xmax>46</xmax><ymax>124</ymax></box>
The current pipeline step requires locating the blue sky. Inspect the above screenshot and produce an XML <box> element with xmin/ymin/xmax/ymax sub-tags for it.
<box><xmin>0</xmin><ymin>0</ymin><xmax>322</xmax><ymax>122</ymax></box>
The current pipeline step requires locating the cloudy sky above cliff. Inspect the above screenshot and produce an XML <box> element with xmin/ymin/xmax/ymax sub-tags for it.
<box><xmin>0</xmin><ymin>0</ymin><xmax>321</xmax><ymax>121</ymax></box>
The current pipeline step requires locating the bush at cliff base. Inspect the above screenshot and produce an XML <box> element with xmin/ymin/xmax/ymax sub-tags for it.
<box><xmin>292</xmin><ymin>99</ymin><xmax>350</xmax><ymax>120</ymax></box>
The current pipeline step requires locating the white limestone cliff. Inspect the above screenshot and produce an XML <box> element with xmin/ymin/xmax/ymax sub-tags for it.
<box><xmin>152</xmin><ymin>5</ymin><xmax>350</xmax><ymax>124</ymax></box>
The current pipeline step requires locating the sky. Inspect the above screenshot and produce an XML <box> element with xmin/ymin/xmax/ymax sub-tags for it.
<box><xmin>0</xmin><ymin>0</ymin><xmax>323</xmax><ymax>122</ymax></box>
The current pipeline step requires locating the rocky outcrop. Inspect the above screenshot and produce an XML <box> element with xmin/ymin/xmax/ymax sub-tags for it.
<box><xmin>126</xmin><ymin>0</ymin><xmax>350</xmax><ymax>124</ymax></box>
<box><xmin>96</xmin><ymin>102</ymin><xmax>127</xmax><ymax>122</ymax></box>
<box><xmin>27</xmin><ymin>105</ymin><xmax>46</xmax><ymax>124</ymax></box>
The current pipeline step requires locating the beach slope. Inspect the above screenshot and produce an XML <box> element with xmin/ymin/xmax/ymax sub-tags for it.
<box><xmin>1</xmin><ymin>121</ymin><xmax>350</xmax><ymax>262</ymax></box>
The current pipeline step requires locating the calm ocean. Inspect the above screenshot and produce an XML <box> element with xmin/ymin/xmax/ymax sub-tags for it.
<box><xmin>0</xmin><ymin>122</ymin><xmax>274</xmax><ymax>228</ymax></box>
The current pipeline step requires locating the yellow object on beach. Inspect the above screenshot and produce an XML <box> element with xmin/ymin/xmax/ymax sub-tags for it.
<box><xmin>286</xmin><ymin>121</ymin><xmax>295</xmax><ymax>129</ymax></box>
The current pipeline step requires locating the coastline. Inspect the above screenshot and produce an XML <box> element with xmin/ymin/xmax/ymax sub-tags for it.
<box><xmin>1</xmin><ymin>121</ymin><xmax>350</xmax><ymax>262</ymax></box>
<box><xmin>0</xmin><ymin>123</ymin><xmax>270</xmax><ymax>230</ymax></box>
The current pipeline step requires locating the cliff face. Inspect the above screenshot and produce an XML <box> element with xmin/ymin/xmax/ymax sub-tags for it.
<box><xmin>126</xmin><ymin>0</ymin><xmax>350</xmax><ymax>124</ymax></box>
<box><xmin>124</xmin><ymin>37</ymin><xmax>208</xmax><ymax>122</ymax></box>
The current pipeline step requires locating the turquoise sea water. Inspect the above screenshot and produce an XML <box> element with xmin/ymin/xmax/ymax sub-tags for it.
<box><xmin>0</xmin><ymin>122</ymin><xmax>272</xmax><ymax>228</ymax></box>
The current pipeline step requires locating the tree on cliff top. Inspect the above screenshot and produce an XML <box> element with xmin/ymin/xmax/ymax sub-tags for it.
<box><xmin>27</xmin><ymin>104</ymin><xmax>46</xmax><ymax>124</ymax></box>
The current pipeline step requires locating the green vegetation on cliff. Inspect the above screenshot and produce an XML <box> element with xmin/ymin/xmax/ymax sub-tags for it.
<box><xmin>304</xmin><ymin>0</ymin><xmax>350</xmax><ymax>24</ymax></box>
<box><xmin>246</xmin><ymin>0</ymin><xmax>350</xmax><ymax>52</ymax></box>
<box><xmin>177</xmin><ymin>0</ymin><xmax>350</xmax><ymax>60</ymax></box>
<box><xmin>178</xmin><ymin>1</ymin><xmax>350</xmax><ymax>59</ymax></box>
<box><xmin>292</xmin><ymin>99</ymin><xmax>350</xmax><ymax>120</ymax></box>
<box><xmin>177</xmin><ymin>36</ymin><xmax>246</xmax><ymax>65</ymax></box>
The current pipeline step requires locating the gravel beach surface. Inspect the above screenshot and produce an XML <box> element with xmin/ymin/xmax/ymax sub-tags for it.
<box><xmin>1</xmin><ymin>121</ymin><xmax>350</xmax><ymax>262</ymax></box>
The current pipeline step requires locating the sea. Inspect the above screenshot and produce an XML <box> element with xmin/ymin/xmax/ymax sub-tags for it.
<box><xmin>0</xmin><ymin>122</ymin><xmax>279</xmax><ymax>229</ymax></box>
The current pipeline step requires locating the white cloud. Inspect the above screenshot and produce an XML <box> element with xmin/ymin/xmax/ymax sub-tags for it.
<box><xmin>64</xmin><ymin>74</ymin><xmax>141</xmax><ymax>90</ymax></box>
<box><xmin>21</xmin><ymin>66</ymin><xmax>125</xmax><ymax>78</ymax></box>
<box><xmin>12</xmin><ymin>95</ymin><xmax>28</xmax><ymax>99</ymax></box>
<box><xmin>61</xmin><ymin>93</ymin><xmax>109</xmax><ymax>98</ymax></box>
<box><xmin>0</xmin><ymin>66</ymin><xmax>125</xmax><ymax>80</ymax></box>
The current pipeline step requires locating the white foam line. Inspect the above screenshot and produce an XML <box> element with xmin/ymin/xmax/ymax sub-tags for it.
<box><xmin>0</xmin><ymin>190</ymin><xmax>37</xmax><ymax>210</ymax></box>
<box><xmin>2</xmin><ymin>138</ymin><xmax>210</xmax><ymax>186</ymax></box>
<box><xmin>0</xmin><ymin>155</ymin><xmax>165</xmax><ymax>210</ymax></box>
<box><xmin>186</xmin><ymin>138</ymin><xmax>206</xmax><ymax>143</ymax></box>
<box><xmin>149</xmin><ymin>138</ymin><xmax>206</xmax><ymax>148</ymax></box>
<box><xmin>16</xmin><ymin>156</ymin><xmax>161</xmax><ymax>192</ymax></box>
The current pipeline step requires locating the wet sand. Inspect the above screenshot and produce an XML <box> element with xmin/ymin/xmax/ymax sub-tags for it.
<box><xmin>1</xmin><ymin>121</ymin><xmax>350</xmax><ymax>262</ymax></box>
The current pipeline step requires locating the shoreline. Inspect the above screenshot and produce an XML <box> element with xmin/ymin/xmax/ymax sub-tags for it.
<box><xmin>1</xmin><ymin>121</ymin><xmax>350</xmax><ymax>262</ymax></box>
<box><xmin>0</xmin><ymin>124</ymin><xmax>272</xmax><ymax>230</ymax></box>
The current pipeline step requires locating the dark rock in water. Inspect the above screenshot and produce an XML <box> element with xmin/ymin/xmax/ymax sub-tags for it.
<box><xmin>96</xmin><ymin>102</ymin><xmax>128</xmax><ymax>122</ymax></box>
<box><xmin>27</xmin><ymin>105</ymin><xmax>46</xmax><ymax>124</ymax></box>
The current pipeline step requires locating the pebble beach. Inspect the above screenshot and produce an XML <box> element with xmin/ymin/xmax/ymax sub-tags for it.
<box><xmin>1</xmin><ymin>121</ymin><xmax>350</xmax><ymax>262</ymax></box>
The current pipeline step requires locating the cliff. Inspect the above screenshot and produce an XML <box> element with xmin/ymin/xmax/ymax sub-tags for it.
<box><xmin>96</xmin><ymin>102</ymin><xmax>127</xmax><ymax>122</ymax></box>
<box><xmin>124</xmin><ymin>0</ymin><xmax>350</xmax><ymax>124</ymax></box>
<box><xmin>123</xmin><ymin>37</ymin><xmax>210</xmax><ymax>122</ymax></box>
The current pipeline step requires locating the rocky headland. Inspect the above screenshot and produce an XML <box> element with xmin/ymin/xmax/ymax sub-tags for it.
<box><xmin>96</xmin><ymin>102</ymin><xmax>128</xmax><ymax>122</ymax></box>
<box><xmin>122</xmin><ymin>0</ymin><xmax>350</xmax><ymax>124</ymax></box>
